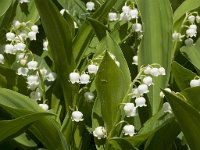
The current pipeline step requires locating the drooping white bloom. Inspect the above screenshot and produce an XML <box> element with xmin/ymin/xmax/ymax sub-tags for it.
<box><xmin>185</xmin><ymin>38</ymin><xmax>194</xmax><ymax>46</ymax></box>
<box><xmin>188</xmin><ymin>15</ymin><xmax>195</xmax><ymax>23</ymax></box>
<box><xmin>120</xmin><ymin>12</ymin><xmax>130</xmax><ymax>21</ymax></box>
<box><xmin>163</xmin><ymin>102</ymin><xmax>172</xmax><ymax>113</ymax></box>
<box><xmin>160</xmin><ymin>88</ymin><xmax>171</xmax><ymax>98</ymax></box>
<box><xmin>19</xmin><ymin>30</ymin><xmax>28</xmax><ymax>40</ymax></box>
<box><xmin>122</xmin><ymin>5</ymin><xmax>130</xmax><ymax>14</ymax></box>
<box><xmin>80</xmin><ymin>73</ymin><xmax>90</xmax><ymax>84</ymax></box>
<box><xmin>135</xmin><ymin>97</ymin><xmax>147</xmax><ymax>107</ymax></box>
<box><xmin>28</xmin><ymin>31</ymin><xmax>37</xmax><ymax>40</ymax></box>
<box><xmin>46</xmin><ymin>72</ymin><xmax>57</xmax><ymax>82</ymax></box>
<box><xmin>16</xmin><ymin>53</ymin><xmax>28</xmax><ymax>65</ymax></box>
<box><xmin>93</xmin><ymin>126</ymin><xmax>106</xmax><ymax>139</ymax></box>
<box><xmin>39</xmin><ymin>68</ymin><xmax>48</xmax><ymax>78</ymax></box>
<box><xmin>69</xmin><ymin>72</ymin><xmax>80</xmax><ymax>84</ymax></box>
<box><xmin>6</xmin><ymin>32</ymin><xmax>15</xmax><ymax>41</ymax></box>
<box><xmin>17</xmin><ymin>67</ymin><xmax>29</xmax><ymax>76</ymax></box>
<box><xmin>72</xmin><ymin>111</ymin><xmax>84</xmax><ymax>122</ymax></box>
<box><xmin>13</xmin><ymin>20</ymin><xmax>21</xmax><ymax>29</ymax></box>
<box><xmin>43</xmin><ymin>40</ymin><xmax>48</xmax><ymax>51</ymax></box>
<box><xmin>27</xmin><ymin>60</ymin><xmax>38</xmax><ymax>70</ymax></box>
<box><xmin>132</xmin><ymin>55</ymin><xmax>138</xmax><ymax>65</ymax></box>
<box><xmin>108</xmin><ymin>12</ymin><xmax>118</xmax><ymax>21</ymax></box>
<box><xmin>143</xmin><ymin>76</ymin><xmax>153</xmax><ymax>86</ymax></box>
<box><xmin>123</xmin><ymin>103</ymin><xmax>137</xmax><ymax>117</ymax></box>
<box><xmin>189</xmin><ymin>24</ymin><xmax>197</xmax><ymax>30</ymax></box>
<box><xmin>129</xmin><ymin>9</ymin><xmax>138</xmax><ymax>19</ymax></box>
<box><xmin>39</xmin><ymin>104</ymin><xmax>49</xmax><ymax>111</ymax></box>
<box><xmin>132</xmin><ymin>23</ymin><xmax>142</xmax><ymax>32</ymax></box>
<box><xmin>31</xmin><ymin>25</ymin><xmax>39</xmax><ymax>33</ymax></box>
<box><xmin>150</xmin><ymin>68</ymin><xmax>160</xmax><ymax>76</ymax></box>
<box><xmin>123</xmin><ymin>125</ymin><xmax>136</xmax><ymax>136</ymax></box>
<box><xmin>132</xmin><ymin>88</ymin><xmax>140</xmax><ymax>98</ymax></box>
<box><xmin>84</xmin><ymin>92</ymin><xmax>95</xmax><ymax>102</ymax></box>
<box><xmin>196</xmin><ymin>16</ymin><xmax>200</xmax><ymax>23</ymax></box>
<box><xmin>19</xmin><ymin>0</ymin><xmax>29</xmax><ymax>4</ymax></box>
<box><xmin>172</xmin><ymin>31</ymin><xmax>184</xmax><ymax>41</ymax></box>
<box><xmin>27</xmin><ymin>75</ymin><xmax>40</xmax><ymax>90</ymax></box>
<box><xmin>158</xmin><ymin>67</ymin><xmax>166</xmax><ymax>75</ymax></box>
<box><xmin>137</xmin><ymin>84</ymin><xmax>149</xmax><ymax>95</ymax></box>
<box><xmin>0</xmin><ymin>54</ymin><xmax>4</xmax><ymax>64</ymax></box>
<box><xmin>144</xmin><ymin>66</ymin><xmax>152</xmax><ymax>74</ymax></box>
<box><xmin>86</xmin><ymin>2</ymin><xmax>95</xmax><ymax>11</ymax></box>
<box><xmin>87</xmin><ymin>64</ymin><xmax>98</xmax><ymax>74</ymax></box>
<box><xmin>186</xmin><ymin>28</ymin><xmax>197</xmax><ymax>37</ymax></box>
<box><xmin>14</xmin><ymin>43</ymin><xmax>26</xmax><ymax>51</ymax></box>
<box><xmin>190</xmin><ymin>79</ymin><xmax>200</xmax><ymax>87</ymax></box>
<box><xmin>4</xmin><ymin>44</ymin><xmax>16</xmax><ymax>54</ymax></box>
<box><xmin>30</xmin><ymin>88</ymin><xmax>42</xmax><ymax>101</ymax></box>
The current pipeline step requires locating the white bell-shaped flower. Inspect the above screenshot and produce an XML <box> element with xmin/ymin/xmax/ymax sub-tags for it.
<box><xmin>72</xmin><ymin>111</ymin><xmax>84</xmax><ymax>122</ymax></box>
<box><xmin>28</xmin><ymin>31</ymin><xmax>37</xmax><ymax>40</ymax></box>
<box><xmin>150</xmin><ymin>67</ymin><xmax>160</xmax><ymax>76</ymax></box>
<box><xmin>86</xmin><ymin>2</ymin><xmax>95</xmax><ymax>11</ymax></box>
<box><xmin>185</xmin><ymin>38</ymin><xmax>194</xmax><ymax>46</ymax></box>
<box><xmin>120</xmin><ymin>12</ymin><xmax>130</xmax><ymax>21</ymax></box>
<box><xmin>17</xmin><ymin>67</ymin><xmax>28</xmax><ymax>76</ymax></box>
<box><xmin>30</xmin><ymin>88</ymin><xmax>42</xmax><ymax>101</ymax></box>
<box><xmin>196</xmin><ymin>16</ymin><xmax>200</xmax><ymax>23</ymax></box>
<box><xmin>4</xmin><ymin>44</ymin><xmax>16</xmax><ymax>54</ymax></box>
<box><xmin>144</xmin><ymin>66</ymin><xmax>152</xmax><ymax>74</ymax></box>
<box><xmin>188</xmin><ymin>15</ymin><xmax>195</xmax><ymax>23</ymax></box>
<box><xmin>163</xmin><ymin>102</ymin><xmax>172</xmax><ymax>113</ymax></box>
<box><xmin>13</xmin><ymin>20</ymin><xmax>21</xmax><ymax>29</ymax></box>
<box><xmin>138</xmin><ymin>84</ymin><xmax>149</xmax><ymax>95</ymax></box>
<box><xmin>135</xmin><ymin>97</ymin><xmax>147</xmax><ymax>107</ymax></box>
<box><xmin>31</xmin><ymin>25</ymin><xmax>39</xmax><ymax>33</ymax></box>
<box><xmin>27</xmin><ymin>60</ymin><xmax>38</xmax><ymax>70</ymax></box>
<box><xmin>160</xmin><ymin>88</ymin><xmax>171</xmax><ymax>98</ymax></box>
<box><xmin>132</xmin><ymin>55</ymin><xmax>138</xmax><ymax>65</ymax></box>
<box><xmin>84</xmin><ymin>92</ymin><xmax>95</xmax><ymax>102</ymax></box>
<box><xmin>190</xmin><ymin>79</ymin><xmax>200</xmax><ymax>87</ymax></box>
<box><xmin>0</xmin><ymin>54</ymin><xmax>4</xmax><ymax>64</ymax></box>
<box><xmin>122</xmin><ymin>5</ymin><xmax>130</xmax><ymax>14</ymax></box>
<box><xmin>143</xmin><ymin>76</ymin><xmax>153</xmax><ymax>86</ymax></box>
<box><xmin>123</xmin><ymin>125</ymin><xmax>136</xmax><ymax>136</ymax></box>
<box><xmin>39</xmin><ymin>104</ymin><xmax>49</xmax><ymax>111</ymax></box>
<box><xmin>14</xmin><ymin>43</ymin><xmax>26</xmax><ymax>51</ymax></box>
<box><xmin>19</xmin><ymin>31</ymin><xmax>28</xmax><ymax>40</ymax></box>
<box><xmin>132</xmin><ymin>88</ymin><xmax>140</xmax><ymax>98</ymax></box>
<box><xmin>186</xmin><ymin>28</ymin><xmax>197</xmax><ymax>37</ymax></box>
<box><xmin>93</xmin><ymin>126</ymin><xmax>106</xmax><ymax>139</ymax></box>
<box><xmin>27</xmin><ymin>75</ymin><xmax>40</xmax><ymax>90</ymax></box>
<box><xmin>129</xmin><ymin>9</ymin><xmax>138</xmax><ymax>19</ymax></box>
<box><xmin>46</xmin><ymin>72</ymin><xmax>57</xmax><ymax>82</ymax></box>
<box><xmin>80</xmin><ymin>73</ymin><xmax>90</xmax><ymax>84</ymax></box>
<box><xmin>133</xmin><ymin>23</ymin><xmax>142</xmax><ymax>32</ymax></box>
<box><xmin>6</xmin><ymin>32</ymin><xmax>15</xmax><ymax>41</ymax></box>
<box><xmin>189</xmin><ymin>24</ymin><xmax>197</xmax><ymax>30</ymax></box>
<box><xmin>158</xmin><ymin>67</ymin><xmax>166</xmax><ymax>75</ymax></box>
<box><xmin>88</xmin><ymin>64</ymin><xmax>98</xmax><ymax>74</ymax></box>
<box><xmin>69</xmin><ymin>72</ymin><xmax>80</xmax><ymax>84</ymax></box>
<box><xmin>39</xmin><ymin>68</ymin><xmax>48</xmax><ymax>78</ymax></box>
<box><xmin>43</xmin><ymin>40</ymin><xmax>48</xmax><ymax>51</ymax></box>
<box><xmin>123</xmin><ymin>103</ymin><xmax>137</xmax><ymax>117</ymax></box>
<box><xmin>108</xmin><ymin>12</ymin><xmax>118</xmax><ymax>21</ymax></box>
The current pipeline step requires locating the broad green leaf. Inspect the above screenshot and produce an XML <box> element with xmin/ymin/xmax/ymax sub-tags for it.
<box><xmin>181</xmin><ymin>38</ymin><xmax>200</xmax><ymax>70</ymax></box>
<box><xmin>15</xmin><ymin>0</ymin><xmax>39</xmax><ymax>23</ymax></box>
<box><xmin>34</xmin><ymin>0</ymin><xmax>75</xmax><ymax>108</ymax></box>
<box><xmin>0</xmin><ymin>0</ymin><xmax>12</xmax><ymax>17</ymax></box>
<box><xmin>173</xmin><ymin>0</ymin><xmax>200</xmax><ymax>24</ymax></box>
<box><xmin>181</xmin><ymin>87</ymin><xmax>200</xmax><ymax>111</ymax></box>
<box><xmin>172</xmin><ymin>61</ymin><xmax>196</xmax><ymax>90</ymax></box>
<box><xmin>73</xmin><ymin>0</ymin><xmax>117</xmax><ymax>64</ymax></box>
<box><xmin>14</xmin><ymin>133</ymin><xmax>37</xmax><ymax>148</ymax></box>
<box><xmin>137</xmin><ymin>0</ymin><xmax>173</xmax><ymax>115</ymax></box>
<box><xmin>0</xmin><ymin>88</ymin><xmax>68</xmax><ymax>150</ymax></box>
<box><xmin>95</xmin><ymin>52</ymin><xmax>128</xmax><ymax>134</ymax></box>
<box><xmin>0</xmin><ymin>112</ymin><xmax>53</xmax><ymax>142</ymax></box>
<box><xmin>163</xmin><ymin>90</ymin><xmax>200</xmax><ymax>150</ymax></box>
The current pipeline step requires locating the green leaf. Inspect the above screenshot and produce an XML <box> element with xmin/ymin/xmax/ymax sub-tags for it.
<box><xmin>0</xmin><ymin>88</ymin><xmax>68</xmax><ymax>150</ymax></box>
<box><xmin>137</xmin><ymin>0</ymin><xmax>173</xmax><ymax>115</ymax></box>
<box><xmin>73</xmin><ymin>0</ymin><xmax>117</xmax><ymax>64</ymax></box>
<box><xmin>34</xmin><ymin>0</ymin><xmax>75</xmax><ymax>107</ymax></box>
<box><xmin>0</xmin><ymin>112</ymin><xmax>53</xmax><ymax>142</ymax></box>
<box><xmin>171</xmin><ymin>61</ymin><xmax>196</xmax><ymax>90</ymax></box>
<box><xmin>173</xmin><ymin>0</ymin><xmax>200</xmax><ymax>24</ymax></box>
<box><xmin>15</xmin><ymin>0</ymin><xmax>39</xmax><ymax>23</ymax></box>
<box><xmin>181</xmin><ymin>38</ymin><xmax>200</xmax><ymax>70</ymax></box>
<box><xmin>95</xmin><ymin>52</ymin><xmax>128</xmax><ymax>134</ymax></box>
<box><xmin>163</xmin><ymin>90</ymin><xmax>200</xmax><ymax>150</ymax></box>
<box><xmin>0</xmin><ymin>0</ymin><xmax>12</xmax><ymax>17</ymax></box>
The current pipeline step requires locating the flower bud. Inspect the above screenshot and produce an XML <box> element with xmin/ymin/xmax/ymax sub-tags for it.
<box><xmin>39</xmin><ymin>104</ymin><xmax>49</xmax><ymax>111</ymax></box>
